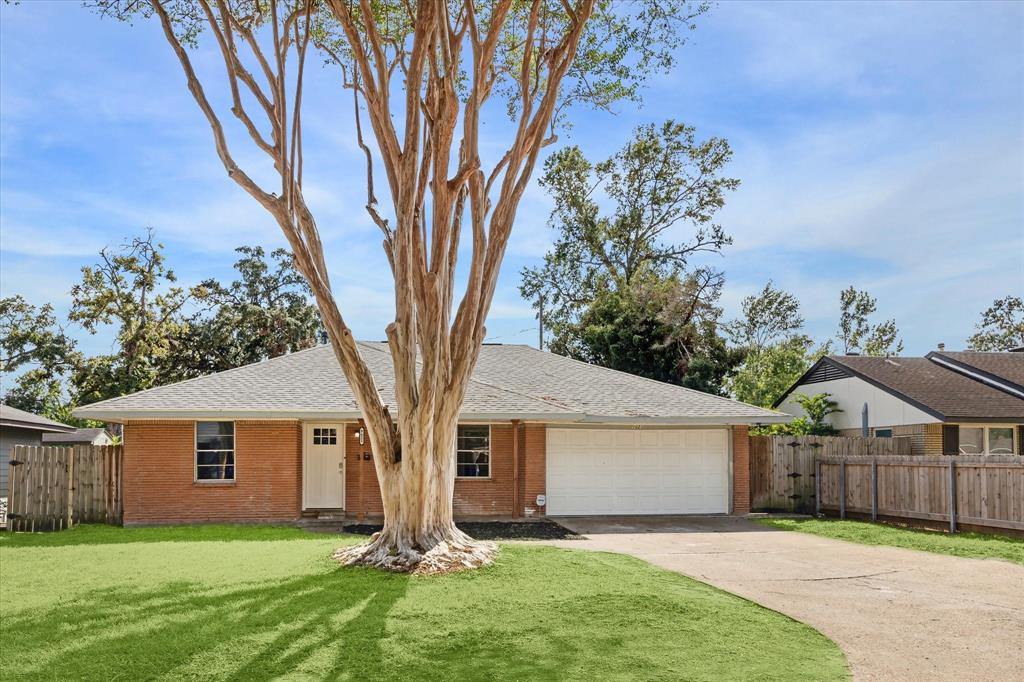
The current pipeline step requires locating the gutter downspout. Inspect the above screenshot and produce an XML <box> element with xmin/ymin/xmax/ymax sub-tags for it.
<box><xmin>511</xmin><ymin>419</ymin><xmax>521</xmax><ymax>518</ymax></box>
<box><xmin>862</xmin><ymin>403</ymin><xmax>869</xmax><ymax>437</ymax></box>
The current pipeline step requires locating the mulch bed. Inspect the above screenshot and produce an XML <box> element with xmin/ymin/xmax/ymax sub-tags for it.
<box><xmin>342</xmin><ymin>520</ymin><xmax>583</xmax><ymax>541</ymax></box>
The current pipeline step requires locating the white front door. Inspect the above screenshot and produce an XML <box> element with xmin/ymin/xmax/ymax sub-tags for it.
<box><xmin>546</xmin><ymin>428</ymin><xmax>729</xmax><ymax>515</ymax></box>
<box><xmin>303</xmin><ymin>424</ymin><xmax>345</xmax><ymax>509</ymax></box>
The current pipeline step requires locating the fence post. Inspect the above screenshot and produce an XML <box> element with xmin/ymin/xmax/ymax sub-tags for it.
<box><xmin>839</xmin><ymin>459</ymin><xmax>846</xmax><ymax>520</ymax></box>
<box><xmin>948</xmin><ymin>458</ymin><xmax>957</xmax><ymax>533</ymax></box>
<box><xmin>871</xmin><ymin>459</ymin><xmax>878</xmax><ymax>521</ymax></box>
<box><xmin>815</xmin><ymin>458</ymin><xmax>821</xmax><ymax>516</ymax></box>
<box><xmin>66</xmin><ymin>448</ymin><xmax>75</xmax><ymax>529</ymax></box>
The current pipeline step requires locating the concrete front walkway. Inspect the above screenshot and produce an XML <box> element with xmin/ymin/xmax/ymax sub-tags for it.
<box><xmin>548</xmin><ymin>516</ymin><xmax>1024</xmax><ymax>682</ymax></box>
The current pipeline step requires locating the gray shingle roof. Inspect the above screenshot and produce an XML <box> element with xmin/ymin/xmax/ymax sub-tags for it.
<box><xmin>42</xmin><ymin>428</ymin><xmax>113</xmax><ymax>444</ymax></box>
<box><xmin>0</xmin><ymin>404</ymin><xmax>77</xmax><ymax>432</ymax></box>
<box><xmin>73</xmin><ymin>342</ymin><xmax>788</xmax><ymax>424</ymax></box>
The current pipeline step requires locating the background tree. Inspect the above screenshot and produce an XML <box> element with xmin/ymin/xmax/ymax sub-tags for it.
<box><xmin>561</xmin><ymin>270</ymin><xmax>741</xmax><ymax>395</ymax></box>
<box><xmin>70</xmin><ymin>230</ymin><xmax>195</xmax><ymax>405</ymax></box>
<box><xmin>521</xmin><ymin>120</ymin><xmax>737</xmax><ymax>331</ymax></box>
<box><xmin>169</xmin><ymin>246</ymin><xmax>323</xmax><ymax>379</ymax></box>
<box><xmin>521</xmin><ymin>120</ymin><xmax>739</xmax><ymax>390</ymax></box>
<box><xmin>724</xmin><ymin>281</ymin><xmax>823</xmax><ymax>407</ymax></box>
<box><xmin>91</xmin><ymin>0</ymin><xmax>707</xmax><ymax>572</ymax></box>
<box><xmin>837</xmin><ymin>286</ymin><xmax>903</xmax><ymax>356</ymax></box>
<box><xmin>0</xmin><ymin>296</ymin><xmax>83</xmax><ymax>419</ymax></box>
<box><xmin>967</xmin><ymin>295</ymin><xmax>1024</xmax><ymax>351</ymax></box>
<box><xmin>727</xmin><ymin>336</ymin><xmax>826</xmax><ymax>409</ymax></box>
<box><xmin>723</xmin><ymin>281</ymin><xmax>803</xmax><ymax>352</ymax></box>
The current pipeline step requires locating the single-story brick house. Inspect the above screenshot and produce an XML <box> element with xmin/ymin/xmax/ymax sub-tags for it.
<box><xmin>775</xmin><ymin>350</ymin><xmax>1024</xmax><ymax>456</ymax></box>
<box><xmin>74</xmin><ymin>342</ymin><xmax>789</xmax><ymax>526</ymax></box>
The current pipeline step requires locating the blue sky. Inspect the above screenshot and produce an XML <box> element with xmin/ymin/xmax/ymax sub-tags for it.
<box><xmin>1</xmin><ymin>0</ymin><xmax>1022</xmax><ymax>362</ymax></box>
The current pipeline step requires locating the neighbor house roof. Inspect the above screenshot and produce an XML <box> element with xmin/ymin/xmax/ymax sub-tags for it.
<box><xmin>73</xmin><ymin>342</ymin><xmax>788</xmax><ymax>425</ymax></box>
<box><xmin>775</xmin><ymin>354</ymin><xmax>1024</xmax><ymax>422</ymax></box>
<box><xmin>42</xmin><ymin>428</ymin><xmax>112</xmax><ymax>445</ymax></box>
<box><xmin>927</xmin><ymin>351</ymin><xmax>1024</xmax><ymax>398</ymax></box>
<box><xmin>0</xmin><ymin>404</ymin><xmax>77</xmax><ymax>433</ymax></box>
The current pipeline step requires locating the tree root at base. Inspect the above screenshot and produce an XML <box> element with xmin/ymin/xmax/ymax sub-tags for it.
<box><xmin>333</xmin><ymin>530</ymin><xmax>498</xmax><ymax>575</ymax></box>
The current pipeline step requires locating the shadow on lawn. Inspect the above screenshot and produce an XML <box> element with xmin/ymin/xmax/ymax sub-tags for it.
<box><xmin>2</xmin><ymin>561</ymin><xmax>583</xmax><ymax>681</ymax></box>
<box><xmin>3</xmin><ymin>568</ymin><xmax>407</xmax><ymax>681</ymax></box>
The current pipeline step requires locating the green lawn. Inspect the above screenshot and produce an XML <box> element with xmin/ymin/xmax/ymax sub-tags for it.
<box><xmin>756</xmin><ymin>518</ymin><xmax>1024</xmax><ymax>565</ymax></box>
<box><xmin>0</xmin><ymin>524</ymin><xmax>847</xmax><ymax>681</ymax></box>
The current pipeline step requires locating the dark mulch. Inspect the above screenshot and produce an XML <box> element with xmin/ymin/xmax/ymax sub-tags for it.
<box><xmin>342</xmin><ymin>520</ymin><xmax>583</xmax><ymax>541</ymax></box>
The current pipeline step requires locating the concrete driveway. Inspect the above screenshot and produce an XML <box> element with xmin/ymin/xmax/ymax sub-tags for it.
<box><xmin>549</xmin><ymin>516</ymin><xmax>1024</xmax><ymax>682</ymax></box>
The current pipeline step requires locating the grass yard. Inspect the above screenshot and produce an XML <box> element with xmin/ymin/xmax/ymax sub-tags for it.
<box><xmin>757</xmin><ymin>518</ymin><xmax>1024</xmax><ymax>565</ymax></box>
<box><xmin>1</xmin><ymin>524</ymin><xmax>847</xmax><ymax>681</ymax></box>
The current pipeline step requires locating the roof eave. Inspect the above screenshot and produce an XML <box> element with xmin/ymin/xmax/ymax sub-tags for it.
<box><xmin>0</xmin><ymin>418</ymin><xmax>77</xmax><ymax>433</ymax></box>
<box><xmin>576</xmin><ymin>414</ymin><xmax>793</xmax><ymax>425</ymax></box>
<box><xmin>72</xmin><ymin>407</ymin><xmax>791</xmax><ymax>425</ymax></box>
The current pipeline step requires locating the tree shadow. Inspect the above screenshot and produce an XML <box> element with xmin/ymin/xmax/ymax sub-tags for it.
<box><xmin>2</xmin><ymin>567</ymin><xmax>408</xmax><ymax>681</ymax></box>
<box><xmin>2</xmin><ymin>561</ymin><xmax>588</xmax><ymax>681</ymax></box>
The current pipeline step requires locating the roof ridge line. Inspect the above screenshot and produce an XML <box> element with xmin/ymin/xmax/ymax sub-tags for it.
<box><xmin>356</xmin><ymin>340</ymin><xmax>579</xmax><ymax>414</ymax></box>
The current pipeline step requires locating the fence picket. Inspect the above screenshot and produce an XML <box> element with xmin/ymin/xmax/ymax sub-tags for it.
<box><xmin>7</xmin><ymin>444</ymin><xmax>124</xmax><ymax>532</ymax></box>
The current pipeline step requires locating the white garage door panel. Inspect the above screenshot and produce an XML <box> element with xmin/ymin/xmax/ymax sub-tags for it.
<box><xmin>546</xmin><ymin>428</ymin><xmax>729</xmax><ymax>515</ymax></box>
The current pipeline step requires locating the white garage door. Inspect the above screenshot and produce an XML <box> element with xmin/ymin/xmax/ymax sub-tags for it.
<box><xmin>546</xmin><ymin>428</ymin><xmax>729</xmax><ymax>515</ymax></box>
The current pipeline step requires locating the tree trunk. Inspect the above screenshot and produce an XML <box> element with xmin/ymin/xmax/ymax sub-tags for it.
<box><xmin>333</xmin><ymin>404</ymin><xmax>497</xmax><ymax>575</ymax></box>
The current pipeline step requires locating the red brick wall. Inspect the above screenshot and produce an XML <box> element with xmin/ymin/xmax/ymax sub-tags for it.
<box><xmin>522</xmin><ymin>424</ymin><xmax>547</xmax><ymax>517</ymax></box>
<box><xmin>122</xmin><ymin>420</ymin><xmax>301</xmax><ymax>525</ymax></box>
<box><xmin>343</xmin><ymin>422</ymin><xmax>545</xmax><ymax>519</ymax></box>
<box><xmin>344</xmin><ymin>424</ymin><xmax>383</xmax><ymax>517</ymax></box>
<box><xmin>732</xmin><ymin>425</ymin><xmax>750</xmax><ymax>515</ymax></box>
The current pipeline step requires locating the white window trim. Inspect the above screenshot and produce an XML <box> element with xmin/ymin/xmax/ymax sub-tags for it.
<box><xmin>455</xmin><ymin>423</ymin><xmax>492</xmax><ymax>480</ymax></box>
<box><xmin>953</xmin><ymin>423</ymin><xmax>1018</xmax><ymax>455</ymax></box>
<box><xmin>194</xmin><ymin>420</ymin><xmax>236</xmax><ymax>483</ymax></box>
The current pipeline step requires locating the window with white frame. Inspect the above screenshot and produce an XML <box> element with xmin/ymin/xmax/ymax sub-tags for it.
<box><xmin>196</xmin><ymin>421</ymin><xmax>235</xmax><ymax>480</ymax></box>
<box><xmin>957</xmin><ymin>426</ymin><xmax>1016</xmax><ymax>455</ymax></box>
<box><xmin>456</xmin><ymin>425</ymin><xmax>490</xmax><ymax>478</ymax></box>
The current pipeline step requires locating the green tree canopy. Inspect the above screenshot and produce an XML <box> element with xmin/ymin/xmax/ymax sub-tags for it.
<box><xmin>837</xmin><ymin>286</ymin><xmax>903</xmax><ymax>356</ymax></box>
<box><xmin>0</xmin><ymin>295</ymin><xmax>83</xmax><ymax>420</ymax></box>
<box><xmin>69</xmin><ymin>230</ymin><xmax>195</xmax><ymax>405</ymax></box>
<box><xmin>168</xmin><ymin>246</ymin><xmax>324</xmax><ymax>379</ymax></box>
<box><xmin>968</xmin><ymin>295</ymin><xmax>1024</xmax><ymax>351</ymax></box>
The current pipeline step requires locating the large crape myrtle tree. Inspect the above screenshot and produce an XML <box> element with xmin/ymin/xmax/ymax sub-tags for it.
<box><xmin>90</xmin><ymin>0</ymin><xmax>706</xmax><ymax>573</ymax></box>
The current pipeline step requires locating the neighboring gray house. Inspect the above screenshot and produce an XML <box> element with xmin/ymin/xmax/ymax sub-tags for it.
<box><xmin>42</xmin><ymin>428</ymin><xmax>114</xmax><ymax>446</ymax></box>
<box><xmin>0</xmin><ymin>404</ymin><xmax>76</xmax><ymax>497</ymax></box>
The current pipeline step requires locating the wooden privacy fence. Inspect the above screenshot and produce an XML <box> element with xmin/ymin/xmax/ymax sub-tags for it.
<box><xmin>6</xmin><ymin>445</ymin><xmax>123</xmax><ymax>532</ymax></box>
<box><xmin>817</xmin><ymin>455</ymin><xmax>1023</xmax><ymax>533</ymax></box>
<box><xmin>750</xmin><ymin>435</ymin><xmax>912</xmax><ymax>513</ymax></box>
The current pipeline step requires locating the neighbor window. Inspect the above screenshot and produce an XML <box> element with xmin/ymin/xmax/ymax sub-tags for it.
<box><xmin>988</xmin><ymin>427</ymin><xmax>1015</xmax><ymax>454</ymax></box>
<box><xmin>956</xmin><ymin>426</ymin><xmax>1016</xmax><ymax>455</ymax></box>
<box><xmin>456</xmin><ymin>425</ymin><xmax>490</xmax><ymax>478</ymax></box>
<box><xmin>958</xmin><ymin>427</ymin><xmax>984</xmax><ymax>454</ymax></box>
<box><xmin>196</xmin><ymin>421</ymin><xmax>235</xmax><ymax>481</ymax></box>
<box><xmin>874</xmin><ymin>428</ymin><xmax>893</xmax><ymax>438</ymax></box>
